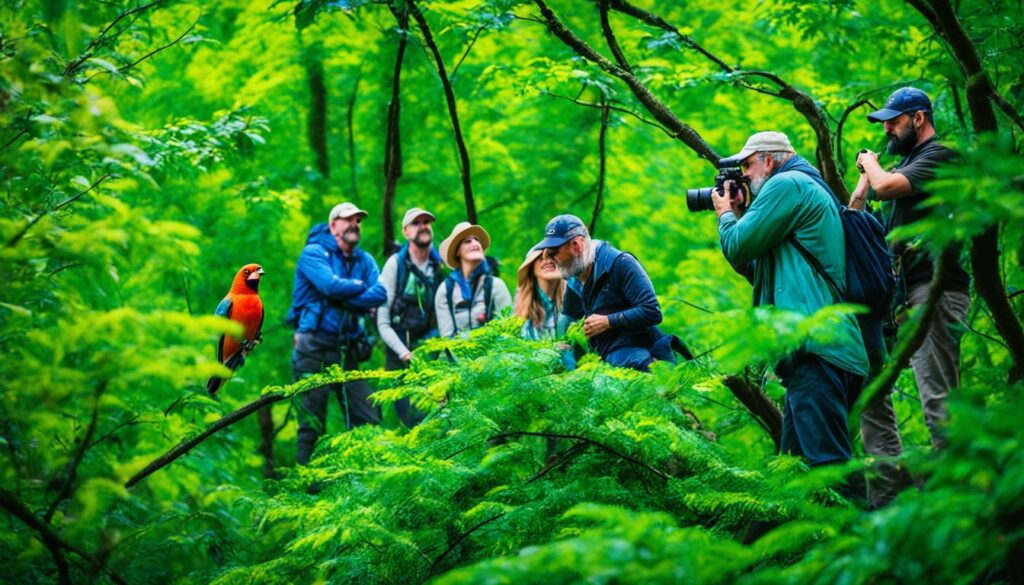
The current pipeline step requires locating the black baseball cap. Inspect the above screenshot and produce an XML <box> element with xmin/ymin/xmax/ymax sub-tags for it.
<box><xmin>533</xmin><ymin>214</ymin><xmax>589</xmax><ymax>250</ymax></box>
<box><xmin>867</xmin><ymin>87</ymin><xmax>933</xmax><ymax>123</ymax></box>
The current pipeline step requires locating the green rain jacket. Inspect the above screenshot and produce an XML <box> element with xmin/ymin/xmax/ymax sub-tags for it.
<box><xmin>717</xmin><ymin>158</ymin><xmax>869</xmax><ymax>377</ymax></box>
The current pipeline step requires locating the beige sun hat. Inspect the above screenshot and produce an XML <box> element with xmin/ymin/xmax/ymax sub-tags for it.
<box><xmin>439</xmin><ymin>222</ymin><xmax>490</xmax><ymax>269</ymax></box>
<box><xmin>517</xmin><ymin>248</ymin><xmax>544</xmax><ymax>288</ymax></box>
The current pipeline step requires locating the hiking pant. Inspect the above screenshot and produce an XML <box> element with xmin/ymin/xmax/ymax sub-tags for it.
<box><xmin>293</xmin><ymin>332</ymin><xmax>381</xmax><ymax>465</ymax></box>
<box><xmin>776</xmin><ymin>353</ymin><xmax>860</xmax><ymax>466</ymax></box>
<box><xmin>384</xmin><ymin>345</ymin><xmax>426</xmax><ymax>428</ymax></box>
<box><xmin>907</xmin><ymin>283</ymin><xmax>970</xmax><ymax>448</ymax></box>
<box><xmin>858</xmin><ymin>315</ymin><xmax>913</xmax><ymax>508</ymax></box>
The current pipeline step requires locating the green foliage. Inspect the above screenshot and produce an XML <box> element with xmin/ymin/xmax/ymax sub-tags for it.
<box><xmin>1</xmin><ymin>0</ymin><xmax>1022</xmax><ymax>583</ymax></box>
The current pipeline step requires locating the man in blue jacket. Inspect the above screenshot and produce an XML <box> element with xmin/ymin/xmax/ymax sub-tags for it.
<box><xmin>534</xmin><ymin>215</ymin><xmax>681</xmax><ymax>371</ymax></box>
<box><xmin>287</xmin><ymin>202</ymin><xmax>387</xmax><ymax>465</ymax></box>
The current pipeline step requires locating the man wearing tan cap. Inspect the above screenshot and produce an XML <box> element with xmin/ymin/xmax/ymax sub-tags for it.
<box><xmin>287</xmin><ymin>202</ymin><xmax>387</xmax><ymax>465</ymax></box>
<box><xmin>376</xmin><ymin>207</ymin><xmax>444</xmax><ymax>427</ymax></box>
<box><xmin>713</xmin><ymin>131</ymin><xmax>868</xmax><ymax>469</ymax></box>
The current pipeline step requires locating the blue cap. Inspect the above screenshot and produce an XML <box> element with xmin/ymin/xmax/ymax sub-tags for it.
<box><xmin>867</xmin><ymin>87</ymin><xmax>933</xmax><ymax>123</ymax></box>
<box><xmin>533</xmin><ymin>214</ymin><xmax>589</xmax><ymax>250</ymax></box>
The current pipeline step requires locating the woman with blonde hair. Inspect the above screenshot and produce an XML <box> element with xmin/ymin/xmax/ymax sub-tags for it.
<box><xmin>515</xmin><ymin>248</ymin><xmax>576</xmax><ymax>368</ymax></box>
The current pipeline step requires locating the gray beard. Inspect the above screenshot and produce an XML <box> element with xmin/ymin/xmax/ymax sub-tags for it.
<box><xmin>750</xmin><ymin>175</ymin><xmax>767</xmax><ymax>197</ymax></box>
<box><xmin>557</xmin><ymin>242</ymin><xmax>594</xmax><ymax>280</ymax></box>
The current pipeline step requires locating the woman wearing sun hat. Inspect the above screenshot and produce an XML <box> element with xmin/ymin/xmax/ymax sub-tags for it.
<box><xmin>514</xmin><ymin>248</ymin><xmax>576</xmax><ymax>369</ymax></box>
<box><xmin>435</xmin><ymin>222</ymin><xmax>512</xmax><ymax>337</ymax></box>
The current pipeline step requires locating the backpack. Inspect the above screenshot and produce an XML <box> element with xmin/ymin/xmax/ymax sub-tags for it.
<box><xmin>786</xmin><ymin>174</ymin><xmax>895</xmax><ymax>316</ymax></box>
<box><xmin>444</xmin><ymin>274</ymin><xmax>494</xmax><ymax>336</ymax></box>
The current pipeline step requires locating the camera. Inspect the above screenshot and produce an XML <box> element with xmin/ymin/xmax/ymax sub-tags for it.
<box><xmin>686</xmin><ymin>157</ymin><xmax>751</xmax><ymax>212</ymax></box>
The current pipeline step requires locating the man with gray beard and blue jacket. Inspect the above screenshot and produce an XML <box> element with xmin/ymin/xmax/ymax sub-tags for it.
<box><xmin>287</xmin><ymin>202</ymin><xmax>387</xmax><ymax>465</ymax></box>
<box><xmin>533</xmin><ymin>215</ymin><xmax>684</xmax><ymax>372</ymax></box>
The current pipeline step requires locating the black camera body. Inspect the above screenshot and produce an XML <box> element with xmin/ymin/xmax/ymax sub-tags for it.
<box><xmin>686</xmin><ymin>157</ymin><xmax>751</xmax><ymax>212</ymax></box>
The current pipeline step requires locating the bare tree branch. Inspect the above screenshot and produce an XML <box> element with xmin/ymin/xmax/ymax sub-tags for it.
<box><xmin>125</xmin><ymin>391</ymin><xmax>287</xmax><ymax>489</ymax></box>
<box><xmin>382</xmin><ymin>6</ymin><xmax>409</xmax><ymax>256</ymax></box>
<box><xmin>606</xmin><ymin>0</ymin><xmax>849</xmax><ymax>200</ymax></box>
<box><xmin>0</xmin><ymin>489</ymin><xmax>129</xmax><ymax>585</ymax></box>
<box><xmin>5</xmin><ymin>172</ymin><xmax>113</xmax><ymax>249</ymax></box>
<box><xmin>44</xmin><ymin>384</ymin><xmax>105</xmax><ymax>522</ymax></box>
<box><xmin>64</xmin><ymin>0</ymin><xmax>169</xmax><ymax>78</ymax></box>
<box><xmin>532</xmin><ymin>0</ymin><xmax>720</xmax><ymax>163</ymax></box>
<box><xmin>590</xmin><ymin>98</ymin><xmax>609</xmax><ymax>236</ymax></box>
<box><xmin>407</xmin><ymin>0</ymin><xmax>477</xmax><ymax>222</ymax></box>
<box><xmin>851</xmin><ymin>247</ymin><xmax>955</xmax><ymax>424</ymax></box>
<box><xmin>84</xmin><ymin>19</ymin><xmax>199</xmax><ymax>84</ymax></box>
<box><xmin>427</xmin><ymin>512</ymin><xmax>506</xmax><ymax>577</ymax></box>
<box><xmin>545</xmin><ymin>91</ymin><xmax>672</xmax><ymax>136</ymax></box>
<box><xmin>490</xmin><ymin>430</ymin><xmax>671</xmax><ymax>480</ymax></box>
<box><xmin>451</xmin><ymin>24</ymin><xmax>486</xmax><ymax>78</ymax></box>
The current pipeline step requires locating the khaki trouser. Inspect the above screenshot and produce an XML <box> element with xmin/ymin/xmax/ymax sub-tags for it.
<box><xmin>860</xmin><ymin>282</ymin><xmax>970</xmax><ymax>507</ymax></box>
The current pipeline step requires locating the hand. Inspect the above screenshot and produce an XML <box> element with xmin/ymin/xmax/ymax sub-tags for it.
<box><xmin>712</xmin><ymin>181</ymin><xmax>745</xmax><ymax>219</ymax></box>
<box><xmin>856</xmin><ymin>150</ymin><xmax>878</xmax><ymax>172</ymax></box>
<box><xmin>583</xmin><ymin>314</ymin><xmax>611</xmax><ymax>338</ymax></box>
<box><xmin>293</xmin><ymin>333</ymin><xmax>299</xmax><ymax>348</ymax></box>
<box><xmin>401</xmin><ymin>352</ymin><xmax>412</xmax><ymax>363</ymax></box>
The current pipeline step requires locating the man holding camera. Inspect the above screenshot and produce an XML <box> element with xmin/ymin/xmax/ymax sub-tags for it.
<box><xmin>713</xmin><ymin>131</ymin><xmax>869</xmax><ymax>467</ymax></box>
<box><xmin>376</xmin><ymin>207</ymin><xmax>444</xmax><ymax>427</ymax></box>
<box><xmin>535</xmin><ymin>214</ymin><xmax>681</xmax><ymax>372</ymax></box>
<box><xmin>851</xmin><ymin>87</ymin><xmax>970</xmax><ymax>455</ymax></box>
<box><xmin>287</xmin><ymin>202</ymin><xmax>387</xmax><ymax>465</ymax></box>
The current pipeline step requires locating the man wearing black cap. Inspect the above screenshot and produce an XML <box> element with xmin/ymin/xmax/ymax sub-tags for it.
<box><xmin>534</xmin><ymin>214</ymin><xmax>681</xmax><ymax>371</ymax></box>
<box><xmin>851</xmin><ymin>88</ymin><xmax>971</xmax><ymax>495</ymax></box>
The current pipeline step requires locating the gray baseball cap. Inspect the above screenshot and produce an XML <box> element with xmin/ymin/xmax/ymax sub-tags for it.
<box><xmin>728</xmin><ymin>131</ymin><xmax>795</xmax><ymax>161</ymax></box>
<box><xmin>401</xmin><ymin>207</ymin><xmax>436</xmax><ymax>228</ymax></box>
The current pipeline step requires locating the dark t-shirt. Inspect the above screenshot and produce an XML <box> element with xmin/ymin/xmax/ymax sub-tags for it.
<box><xmin>880</xmin><ymin>136</ymin><xmax>970</xmax><ymax>292</ymax></box>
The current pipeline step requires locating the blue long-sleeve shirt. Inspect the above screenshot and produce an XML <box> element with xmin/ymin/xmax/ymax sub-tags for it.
<box><xmin>563</xmin><ymin>240</ymin><xmax>667</xmax><ymax>361</ymax></box>
<box><xmin>288</xmin><ymin>223</ymin><xmax>386</xmax><ymax>339</ymax></box>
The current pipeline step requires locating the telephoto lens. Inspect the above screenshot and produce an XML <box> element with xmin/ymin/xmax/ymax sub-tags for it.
<box><xmin>686</xmin><ymin>187</ymin><xmax>716</xmax><ymax>212</ymax></box>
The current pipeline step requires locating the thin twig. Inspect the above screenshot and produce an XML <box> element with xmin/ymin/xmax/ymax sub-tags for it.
<box><xmin>544</xmin><ymin>92</ymin><xmax>672</xmax><ymax>136</ymax></box>
<box><xmin>84</xmin><ymin>20</ymin><xmax>199</xmax><ymax>84</ymax></box>
<box><xmin>451</xmin><ymin>24</ymin><xmax>486</xmax><ymax>78</ymax></box>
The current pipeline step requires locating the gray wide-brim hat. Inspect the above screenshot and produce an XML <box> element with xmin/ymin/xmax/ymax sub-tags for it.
<box><xmin>439</xmin><ymin>222</ymin><xmax>490</xmax><ymax>269</ymax></box>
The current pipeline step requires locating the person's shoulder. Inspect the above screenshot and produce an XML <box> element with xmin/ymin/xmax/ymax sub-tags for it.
<box><xmin>913</xmin><ymin>137</ymin><xmax>957</xmax><ymax>161</ymax></box>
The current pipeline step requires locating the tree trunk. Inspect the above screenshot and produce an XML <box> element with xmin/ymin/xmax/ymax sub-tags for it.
<box><xmin>915</xmin><ymin>0</ymin><xmax>1024</xmax><ymax>382</ymax></box>
<box><xmin>382</xmin><ymin>8</ymin><xmax>408</xmax><ymax>257</ymax></box>
<box><xmin>257</xmin><ymin>406</ymin><xmax>275</xmax><ymax>478</ymax></box>
<box><xmin>407</xmin><ymin>0</ymin><xmax>477</xmax><ymax>223</ymax></box>
<box><xmin>305</xmin><ymin>41</ymin><xmax>330</xmax><ymax>180</ymax></box>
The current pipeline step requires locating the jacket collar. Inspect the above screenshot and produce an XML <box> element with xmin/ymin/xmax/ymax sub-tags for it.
<box><xmin>309</xmin><ymin>223</ymin><xmax>361</xmax><ymax>259</ymax></box>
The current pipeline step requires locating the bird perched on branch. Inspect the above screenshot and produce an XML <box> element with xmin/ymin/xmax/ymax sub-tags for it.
<box><xmin>207</xmin><ymin>263</ymin><xmax>265</xmax><ymax>398</ymax></box>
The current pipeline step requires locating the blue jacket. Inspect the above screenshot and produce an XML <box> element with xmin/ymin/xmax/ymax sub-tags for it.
<box><xmin>563</xmin><ymin>241</ymin><xmax>674</xmax><ymax>369</ymax></box>
<box><xmin>287</xmin><ymin>223</ymin><xmax>387</xmax><ymax>339</ymax></box>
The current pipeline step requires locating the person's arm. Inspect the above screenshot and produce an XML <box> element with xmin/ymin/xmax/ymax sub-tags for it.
<box><xmin>605</xmin><ymin>255</ymin><xmax>662</xmax><ymax>331</ymax></box>
<box><xmin>297</xmin><ymin>245</ymin><xmax>367</xmax><ymax>299</ymax></box>
<box><xmin>346</xmin><ymin>255</ymin><xmax>387</xmax><ymax>309</ymax></box>
<box><xmin>375</xmin><ymin>255</ymin><xmax>411</xmax><ymax>359</ymax></box>
<box><xmin>857</xmin><ymin>150</ymin><xmax>912</xmax><ymax>199</ymax></box>
<box><xmin>435</xmin><ymin>284</ymin><xmax>455</xmax><ymax>338</ymax></box>
<box><xmin>717</xmin><ymin>175</ymin><xmax>804</xmax><ymax>266</ymax></box>
<box><xmin>848</xmin><ymin>173</ymin><xmax>871</xmax><ymax>210</ymax></box>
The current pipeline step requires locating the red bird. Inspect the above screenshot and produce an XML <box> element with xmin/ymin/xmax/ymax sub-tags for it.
<box><xmin>207</xmin><ymin>263</ymin><xmax>265</xmax><ymax>397</ymax></box>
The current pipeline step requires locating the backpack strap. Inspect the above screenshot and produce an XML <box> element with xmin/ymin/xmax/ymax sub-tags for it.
<box><xmin>483</xmin><ymin>275</ymin><xmax>494</xmax><ymax>321</ymax></box>
<box><xmin>445</xmin><ymin>278</ymin><xmax>458</xmax><ymax>336</ymax></box>
<box><xmin>787</xmin><ymin>234</ymin><xmax>845</xmax><ymax>302</ymax></box>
